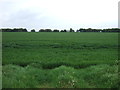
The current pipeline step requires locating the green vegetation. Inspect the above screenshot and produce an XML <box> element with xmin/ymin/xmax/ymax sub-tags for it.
<box><xmin>1</xmin><ymin>28</ymin><xmax>120</xmax><ymax>32</ymax></box>
<box><xmin>2</xmin><ymin>32</ymin><xmax>119</xmax><ymax>88</ymax></box>
<box><xmin>0</xmin><ymin>31</ymin><xmax>2</xmax><ymax>89</ymax></box>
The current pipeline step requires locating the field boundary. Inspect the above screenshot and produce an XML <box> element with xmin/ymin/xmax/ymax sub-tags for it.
<box><xmin>0</xmin><ymin>31</ymin><xmax>2</xmax><ymax>89</ymax></box>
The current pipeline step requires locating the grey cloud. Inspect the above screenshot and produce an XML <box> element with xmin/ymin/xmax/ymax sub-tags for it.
<box><xmin>0</xmin><ymin>0</ymin><xmax>118</xmax><ymax>30</ymax></box>
<box><xmin>1</xmin><ymin>9</ymin><xmax>62</xmax><ymax>30</ymax></box>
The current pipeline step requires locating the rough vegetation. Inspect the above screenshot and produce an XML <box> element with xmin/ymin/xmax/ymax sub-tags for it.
<box><xmin>2</xmin><ymin>32</ymin><xmax>119</xmax><ymax>88</ymax></box>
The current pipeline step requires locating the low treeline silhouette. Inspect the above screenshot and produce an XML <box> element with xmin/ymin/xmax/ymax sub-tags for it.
<box><xmin>1</xmin><ymin>28</ymin><xmax>120</xmax><ymax>32</ymax></box>
<box><xmin>0</xmin><ymin>28</ymin><xmax>27</xmax><ymax>32</ymax></box>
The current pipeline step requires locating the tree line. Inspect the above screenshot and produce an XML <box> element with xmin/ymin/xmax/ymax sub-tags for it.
<box><xmin>0</xmin><ymin>28</ymin><xmax>27</xmax><ymax>32</ymax></box>
<box><xmin>0</xmin><ymin>28</ymin><xmax>120</xmax><ymax>32</ymax></box>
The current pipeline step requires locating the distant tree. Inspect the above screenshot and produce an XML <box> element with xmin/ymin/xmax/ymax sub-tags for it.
<box><xmin>1</xmin><ymin>28</ymin><xmax>28</xmax><ymax>32</ymax></box>
<box><xmin>21</xmin><ymin>28</ymin><xmax>27</xmax><ymax>32</ymax></box>
<box><xmin>79</xmin><ymin>28</ymin><xmax>85</xmax><ymax>32</ymax></box>
<box><xmin>87</xmin><ymin>28</ymin><xmax>92</xmax><ymax>32</ymax></box>
<box><xmin>45</xmin><ymin>29</ymin><xmax>52</xmax><ymax>32</ymax></box>
<box><xmin>13</xmin><ymin>28</ymin><xmax>28</xmax><ymax>32</ymax></box>
<box><xmin>1</xmin><ymin>28</ymin><xmax>11</xmax><ymax>32</ymax></box>
<box><xmin>31</xmin><ymin>29</ymin><xmax>35</xmax><ymax>32</ymax></box>
<box><xmin>1</xmin><ymin>28</ymin><xmax>120</xmax><ymax>33</ymax></box>
<box><xmin>97</xmin><ymin>29</ymin><xmax>102</xmax><ymax>32</ymax></box>
<box><xmin>63</xmin><ymin>29</ymin><xmax>67</xmax><ymax>32</ymax></box>
<box><xmin>60</xmin><ymin>30</ymin><xmax>64</xmax><ymax>32</ymax></box>
<box><xmin>76</xmin><ymin>29</ymin><xmax>80</xmax><ymax>32</ymax></box>
<box><xmin>13</xmin><ymin>28</ymin><xmax>18</xmax><ymax>32</ymax></box>
<box><xmin>70</xmin><ymin>28</ymin><xmax>74</xmax><ymax>32</ymax></box>
<box><xmin>53</xmin><ymin>29</ymin><xmax>59</xmax><ymax>32</ymax></box>
<box><xmin>60</xmin><ymin>29</ymin><xmax>67</xmax><ymax>32</ymax></box>
<box><xmin>108</xmin><ymin>28</ymin><xmax>120</xmax><ymax>32</ymax></box>
<box><xmin>113</xmin><ymin>28</ymin><xmax>120</xmax><ymax>32</ymax></box>
<box><xmin>39</xmin><ymin>29</ymin><xmax>45</xmax><ymax>32</ymax></box>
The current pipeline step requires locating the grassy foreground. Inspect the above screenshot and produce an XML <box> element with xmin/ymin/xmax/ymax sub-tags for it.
<box><xmin>2</xmin><ymin>32</ymin><xmax>119</xmax><ymax>88</ymax></box>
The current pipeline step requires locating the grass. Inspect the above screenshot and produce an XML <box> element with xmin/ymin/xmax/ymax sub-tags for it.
<box><xmin>2</xmin><ymin>64</ymin><xmax>119</xmax><ymax>88</ymax></box>
<box><xmin>2</xmin><ymin>32</ymin><xmax>119</xmax><ymax>88</ymax></box>
<box><xmin>0</xmin><ymin>32</ymin><xmax>2</xmax><ymax>89</ymax></box>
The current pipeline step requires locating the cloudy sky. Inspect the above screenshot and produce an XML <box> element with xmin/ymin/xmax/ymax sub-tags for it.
<box><xmin>0</xmin><ymin>0</ymin><xmax>119</xmax><ymax>31</ymax></box>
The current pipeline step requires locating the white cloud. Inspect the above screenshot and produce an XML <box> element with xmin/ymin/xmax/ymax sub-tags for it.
<box><xmin>0</xmin><ymin>0</ymin><xmax>119</xmax><ymax>31</ymax></box>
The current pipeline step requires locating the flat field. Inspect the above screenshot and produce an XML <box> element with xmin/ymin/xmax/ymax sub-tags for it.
<box><xmin>2</xmin><ymin>32</ymin><xmax>119</xmax><ymax>88</ymax></box>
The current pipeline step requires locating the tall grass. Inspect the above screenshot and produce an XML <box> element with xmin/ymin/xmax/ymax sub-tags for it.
<box><xmin>2</xmin><ymin>32</ymin><xmax>119</xmax><ymax>88</ymax></box>
<box><xmin>2</xmin><ymin>64</ymin><xmax>119</xmax><ymax>88</ymax></box>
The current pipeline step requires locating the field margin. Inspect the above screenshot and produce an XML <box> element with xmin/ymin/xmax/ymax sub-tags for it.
<box><xmin>0</xmin><ymin>31</ymin><xmax>2</xmax><ymax>89</ymax></box>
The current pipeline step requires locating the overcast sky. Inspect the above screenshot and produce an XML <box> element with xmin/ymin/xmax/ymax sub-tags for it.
<box><xmin>0</xmin><ymin>0</ymin><xmax>119</xmax><ymax>31</ymax></box>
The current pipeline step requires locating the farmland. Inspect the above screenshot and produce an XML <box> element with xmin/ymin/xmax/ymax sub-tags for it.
<box><xmin>2</xmin><ymin>32</ymin><xmax>119</xmax><ymax>88</ymax></box>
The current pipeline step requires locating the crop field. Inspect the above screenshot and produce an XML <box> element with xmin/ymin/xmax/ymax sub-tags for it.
<box><xmin>2</xmin><ymin>32</ymin><xmax>119</xmax><ymax>88</ymax></box>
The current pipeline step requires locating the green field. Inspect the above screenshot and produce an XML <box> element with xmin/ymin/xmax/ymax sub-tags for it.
<box><xmin>2</xmin><ymin>32</ymin><xmax>119</xmax><ymax>88</ymax></box>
